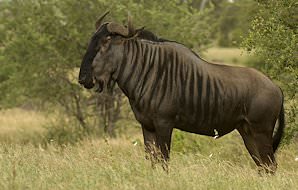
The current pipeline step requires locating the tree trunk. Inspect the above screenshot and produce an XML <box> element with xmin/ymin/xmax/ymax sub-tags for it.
<box><xmin>200</xmin><ymin>0</ymin><xmax>208</xmax><ymax>11</ymax></box>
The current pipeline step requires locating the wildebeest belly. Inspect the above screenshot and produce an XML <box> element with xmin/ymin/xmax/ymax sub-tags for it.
<box><xmin>174</xmin><ymin>114</ymin><xmax>239</xmax><ymax>137</ymax></box>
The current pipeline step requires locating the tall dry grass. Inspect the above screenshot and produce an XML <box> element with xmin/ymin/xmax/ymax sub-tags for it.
<box><xmin>0</xmin><ymin>138</ymin><xmax>297</xmax><ymax>190</ymax></box>
<box><xmin>0</xmin><ymin>108</ymin><xmax>297</xmax><ymax>189</ymax></box>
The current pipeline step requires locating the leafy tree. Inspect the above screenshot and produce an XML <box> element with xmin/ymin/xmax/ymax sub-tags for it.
<box><xmin>188</xmin><ymin>0</ymin><xmax>259</xmax><ymax>47</ymax></box>
<box><xmin>243</xmin><ymin>0</ymin><xmax>298</xmax><ymax>141</ymax></box>
<box><xmin>217</xmin><ymin>0</ymin><xmax>258</xmax><ymax>46</ymax></box>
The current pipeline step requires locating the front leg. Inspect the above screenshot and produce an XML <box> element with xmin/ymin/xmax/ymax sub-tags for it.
<box><xmin>142</xmin><ymin>119</ymin><xmax>174</xmax><ymax>171</ymax></box>
<box><xmin>155</xmin><ymin>129</ymin><xmax>173</xmax><ymax>162</ymax></box>
<box><xmin>154</xmin><ymin>119</ymin><xmax>174</xmax><ymax>171</ymax></box>
<box><xmin>142</xmin><ymin>125</ymin><xmax>158</xmax><ymax>168</ymax></box>
<box><xmin>142</xmin><ymin>123</ymin><xmax>173</xmax><ymax>170</ymax></box>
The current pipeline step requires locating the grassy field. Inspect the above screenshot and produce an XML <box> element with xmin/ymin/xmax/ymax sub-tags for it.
<box><xmin>0</xmin><ymin>48</ymin><xmax>297</xmax><ymax>189</ymax></box>
<box><xmin>0</xmin><ymin>109</ymin><xmax>298</xmax><ymax>189</ymax></box>
<box><xmin>0</xmin><ymin>138</ymin><xmax>297</xmax><ymax>190</ymax></box>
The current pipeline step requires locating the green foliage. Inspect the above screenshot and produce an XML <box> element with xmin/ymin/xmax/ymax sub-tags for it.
<box><xmin>216</xmin><ymin>0</ymin><xmax>258</xmax><ymax>47</ymax></box>
<box><xmin>42</xmin><ymin>120</ymin><xmax>87</xmax><ymax>146</ymax></box>
<box><xmin>243</xmin><ymin>0</ymin><xmax>298</xmax><ymax>141</ymax></box>
<box><xmin>172</xmin><ymin>130</ymin><xmax>203</xmax><ymax>153</ymax></box>
<box><xmin>0</xmin><ymin>0</ymin><xmax>87</xmax><ymax>109</ymax></box>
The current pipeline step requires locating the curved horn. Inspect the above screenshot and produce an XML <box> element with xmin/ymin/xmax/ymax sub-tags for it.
<box><xmin>95</xmin><ymin>11</ymin><xmax>110</xmax><ymax>29</ymax></box>
<box><xmin>107</xmin><ymin>22</ymin><xmax>128</xmax><ymax>36</ymax></box>
<box><xmin>127</xmin><ymin>13</ymin><xmax>135</xmax><ymax>36</ymax></box>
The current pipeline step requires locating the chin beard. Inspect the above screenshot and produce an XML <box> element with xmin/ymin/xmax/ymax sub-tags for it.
<box><xmin>94</xmin><ymin>75</ymin><xmax>116</xmax><ymax>94</ymax></box>
<box><xmin>94</xmin><ymin>80</ymin><xmax>104</xmax><ymax>93</ymax></box>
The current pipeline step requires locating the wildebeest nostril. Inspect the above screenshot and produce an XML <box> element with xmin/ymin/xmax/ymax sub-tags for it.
<box><xmin>83</xmin><ymin>82</ymin><xmax>95</xmax><ymax>89</ymax></box>
<box><xmin>78</xmin><ymin>75</ymin><xmax>86</xmax><ymax>84</ymax></box>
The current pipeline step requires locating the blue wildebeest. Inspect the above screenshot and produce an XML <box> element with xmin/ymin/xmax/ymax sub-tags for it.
<box><xmin>78</xmin><ymin>12</ymin><xmax>285</xmax><ymax>173</ymax></box>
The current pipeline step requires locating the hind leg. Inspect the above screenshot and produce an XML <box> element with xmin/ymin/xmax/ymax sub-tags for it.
<box><xmin>245</xmin><ymin>91</ymin><xmax>281</xmax><ymax>173</ymax></box>
<box><xmin>237</xmin><ymin>125</ymin><xmax>262</xmax><ymax>167</ymax></box>
<box><xmin>238</xmin><ymin>123</ymin><xmax>277</xmax><ymax>173</ymax></box>
<box><xmin>253</xmin><ymin>129</ymin><xmax>277</xmax><ymax>173</ymax></box>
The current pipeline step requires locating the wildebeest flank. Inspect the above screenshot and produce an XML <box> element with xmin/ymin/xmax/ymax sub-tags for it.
<box><xmin>78</xmin><ymin>12</ymin><xmax>285</xmax><ymax>173</ymax></box>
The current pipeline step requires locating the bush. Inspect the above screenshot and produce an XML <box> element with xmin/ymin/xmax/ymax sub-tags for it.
<box><xmin>43</xmin><ymin>121</ymin><xmax>86</xmax><ymax>146</ymax></box>
<box><xmin>242</xmin><ymin>0</ymin><xmax>298</xmax><ymax>142</ymax></box>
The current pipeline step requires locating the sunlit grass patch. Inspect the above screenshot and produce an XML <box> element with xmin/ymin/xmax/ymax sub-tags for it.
<box><xmin>201</xmin><ymin>47</ymin><xmax>249</xmax><ymax>66</ymax></box>
<box><xmin>0</xmin><ymin>108</ymin><xmax>48</xmax><ymax>144</ymax></box>
<box><xmin>0</xmin><ymin>108</ymin><xmax>46</xmax><ymax>132</ymax></box>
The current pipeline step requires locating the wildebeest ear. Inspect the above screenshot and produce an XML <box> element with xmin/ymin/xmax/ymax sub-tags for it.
<box><xmin>107</xmin><ymin>22</ymin><xmax>129</xmax><ymax>36</ymax></box>
<box><xmin>136</xmin><ymin>26</ymin><xmax>145</xmax><ymax>33</ymax></box>
<box><xmin>134</xmin><ymin>26</ymin><xmax>145</xmax><ymax>37</ymax></box>
<box><xmin>95</xmin><ymin>11</ymin><xmax>110</xmax><ymax>29</ymax></box>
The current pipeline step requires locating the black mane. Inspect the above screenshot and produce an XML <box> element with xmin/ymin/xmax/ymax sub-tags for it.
<box><xmin>137</xmin><ymin>29</ymin><xmax>168</xmax><ymax>42</ymax></box>
<box><xmin>137</xmin><ymin>29</ymin><xmax>204</xmax><ymax>61</ymax></box>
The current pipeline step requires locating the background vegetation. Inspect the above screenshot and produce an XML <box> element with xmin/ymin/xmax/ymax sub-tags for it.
<box><xmin>0</xmin><ymin>0</ymin><xmax>297</xmax><ymax>189</ymax></box>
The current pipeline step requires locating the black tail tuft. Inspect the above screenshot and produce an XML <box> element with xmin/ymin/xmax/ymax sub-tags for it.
<box><xmin>273</xmin><ymin>95</ymin><xmax>285</xmax><ymax>153</ymax></box>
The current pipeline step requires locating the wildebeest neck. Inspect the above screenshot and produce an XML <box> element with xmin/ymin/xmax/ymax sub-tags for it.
<box><xmin>115</xmin><ymin>39</ymin><xmax>204</xmax><ymax>105</ymax></box>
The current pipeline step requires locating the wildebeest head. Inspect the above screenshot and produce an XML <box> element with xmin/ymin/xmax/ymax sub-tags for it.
<box><xmin>78</xmin><ymin>11</ymin><xmax>138</xmax><ymax>92</ymax></box>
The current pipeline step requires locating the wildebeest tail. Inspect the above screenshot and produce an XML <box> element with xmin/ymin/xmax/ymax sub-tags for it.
<box><xmin>273</xmin><ymin>93</ymin><xmax>285</xmax><ymax>153</ymax></box>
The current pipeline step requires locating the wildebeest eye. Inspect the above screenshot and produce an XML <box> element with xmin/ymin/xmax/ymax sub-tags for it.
<box><xmin>96</xmin><ymin>36</ymin><xmax>112</xmax><ymax>52</ymax></box>
<box><xmin>102</xmin><ymin>36</ymin><xmax>111</xmax><ymax>44</ymax></box>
